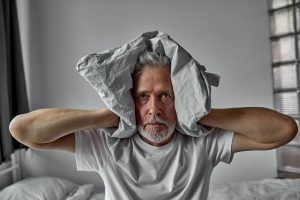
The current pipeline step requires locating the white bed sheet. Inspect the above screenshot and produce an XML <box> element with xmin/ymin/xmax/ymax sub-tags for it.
<box><xmin>1</xmin><ymin>176</ymin><xmax>299</xmax><ymax>200</ymax></box>
<box><xmin>208</xmin><ymin>178</ymin><xmax>300</xmax><ymax>200</ymax></box>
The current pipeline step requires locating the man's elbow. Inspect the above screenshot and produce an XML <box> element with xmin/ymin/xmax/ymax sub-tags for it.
<box><xmin>281</xmin><ymin>116</ymin><xmax>298</xmax><ymax>145</ymax></box>
<box><xmin>10</xmin><ymin>115</ymin><xmax>42</xmax><ymax>150</ymax></box>
<box><xmin>9</xmin><ymin>114</ymin><xmax>32</xmax><ymax>143</ymax></box>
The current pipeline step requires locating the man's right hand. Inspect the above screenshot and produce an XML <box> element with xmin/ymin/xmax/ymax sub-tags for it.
<box><xmin>9</xmin><ymin>108</ymin><xmax>119</xmax><ymax>153</ymax></box>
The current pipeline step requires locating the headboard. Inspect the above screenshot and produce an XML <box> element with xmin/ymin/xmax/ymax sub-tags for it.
<box><xmin>0</xmin><ymin>149</ymin><xmax>23</xmax><ymax>189</ymax></box>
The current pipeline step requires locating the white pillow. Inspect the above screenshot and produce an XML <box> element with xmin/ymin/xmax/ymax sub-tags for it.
<box><xmin>77</xmin><ymin>30</ymin><xmax>220</xmax><ymax>138</ymax></box>
<box><xmin>0</xmin><ymin>177</ymin><xmax>77</xmax><ymax>200</ymax></box>
<box><xmin>66</xmin><ymin>184</ymin><xmax>94</xmax><ymax>200</ymax></box>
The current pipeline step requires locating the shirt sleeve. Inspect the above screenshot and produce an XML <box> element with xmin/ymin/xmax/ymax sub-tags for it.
<box><xmin>74</xmin><ymin>128</ymin><xmax>110</xmax><ymax>172</ymax></box>
<box><xmin>203</xmin><ymin>127</ymin><xmax>235</xmax><ymax>167</ymax></box>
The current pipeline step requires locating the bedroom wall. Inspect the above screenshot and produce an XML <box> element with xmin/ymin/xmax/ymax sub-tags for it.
<box><xmin>16</xmin><ymin>0</ymin><xmax>273</xmax><ymax>189</ymax></box>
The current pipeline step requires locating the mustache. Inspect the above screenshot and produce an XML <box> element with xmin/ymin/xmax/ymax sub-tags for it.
<box><xmin>143</xmin><ymin>116</ymin><xmax>169</xmax><ymax>127</ymax></box>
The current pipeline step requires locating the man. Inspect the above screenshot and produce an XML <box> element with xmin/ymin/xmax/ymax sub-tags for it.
<box><xmin>9</xmin><ymin>51</ymin><xmax>297</xmax><ymax>199</ymax></box>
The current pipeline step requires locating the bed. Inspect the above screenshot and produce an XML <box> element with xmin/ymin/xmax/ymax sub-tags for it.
<box><xmin>0</xmin><ymin>150</ymin><xmax>299</xmax><ymax>199</ymax></box>
<box><xmin>0</xmin><ymin>176</ymin><xmax>299</xmax><ymax>200</ymax></box>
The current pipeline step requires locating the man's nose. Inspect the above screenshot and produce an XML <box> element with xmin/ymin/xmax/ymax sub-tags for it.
<box><xmin>148</xmin><ymin>97</ymin><xmax>162</xmax><ymax>116</ymax></box>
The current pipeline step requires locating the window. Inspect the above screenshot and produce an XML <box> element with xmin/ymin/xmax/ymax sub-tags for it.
<box><xmin>268</xmin><ymin>0</ymin><xmax>300</xmax><ymax>178</ymax></box>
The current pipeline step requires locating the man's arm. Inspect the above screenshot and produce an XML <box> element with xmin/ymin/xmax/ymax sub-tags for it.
<box><xmin>198</xmin><ymin>107</ymin><xmax>298</xmax><ymax>153</ymax></box>
<box><xmin>9</xmin><ymin>108</ymin><xmax>119</xmax><ymax>153</ymax></box>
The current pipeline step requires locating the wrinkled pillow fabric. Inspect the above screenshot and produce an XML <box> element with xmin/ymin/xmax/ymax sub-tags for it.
<box><xmin>76</xmin><ymin>30</ymin><xmax>220</xmax><ymax>138</ymax></box>
<box><xmin>66</xmin><ymin>184</ymin><xmax>95</xmax><ymax>200</ymax></box>
<box><xmin>0</xmin><ymin>177</ymin><xmax>77</xmax><ymax>200</ymax></box>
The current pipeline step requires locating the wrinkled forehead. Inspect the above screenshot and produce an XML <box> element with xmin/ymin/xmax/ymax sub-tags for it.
<box><xmin>132</xmin><ymin>65</ymin><xmax>173</xmax><ymax>93</ymax></box>
<box><xmin>133</xmin><ymin>64</ymin><xmax>171</xmax><ymax>77</ymax></box>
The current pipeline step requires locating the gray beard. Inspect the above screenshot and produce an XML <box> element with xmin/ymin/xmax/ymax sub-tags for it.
<box><xmin>138</xmin><ymin>121</ymin><xmax>176</xmax><ymax>144</ymax></box>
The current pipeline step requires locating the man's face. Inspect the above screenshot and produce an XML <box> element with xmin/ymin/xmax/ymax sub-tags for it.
<box><xmin>133</xmin><ymin>65</ymin><xmax>177</xmax><ymax>146</ymax></box>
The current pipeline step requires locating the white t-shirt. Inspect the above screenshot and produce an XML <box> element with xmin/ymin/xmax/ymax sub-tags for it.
<box><xmin>75</xmin><ymin>128</ymin><xmax>234</xmax><ymax>200</ymax></box>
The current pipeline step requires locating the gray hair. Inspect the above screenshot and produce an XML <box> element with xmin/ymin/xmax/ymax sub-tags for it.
<box><xmin>134</xmin><ymin>51</ymin><xmax>171</xmax><ymax>75</ymax></box>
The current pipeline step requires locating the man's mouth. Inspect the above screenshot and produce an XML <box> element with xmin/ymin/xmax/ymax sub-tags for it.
<box><xmin>144</xmin><ymin>123</ymin><xmax>167</xmax><ymax>129</ymax></box>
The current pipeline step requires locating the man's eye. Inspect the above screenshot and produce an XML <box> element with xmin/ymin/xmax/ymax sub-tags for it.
<box><xmin>161</xmin><ymin>93</ymin><xmax>169</xmax><ymax>98</ymax></box>
<box><xmin>137</xmin><ymin>94</ymin><xmax>148</xmax><ymax>104</ymax></box>
<box><xmin>161</xmin><ymin>93</ymin><xmax>173</xmax><ymax>104</ymax></box>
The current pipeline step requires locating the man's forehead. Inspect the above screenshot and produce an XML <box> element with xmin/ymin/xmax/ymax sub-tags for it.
<box><xmin>134</xmin><ymin>88</ymin><xmax>174</xmax><ymax>95</ymax></box>
<box><xmin>133</xmin><ymin>67</ymin><xmax>173</xmax><ymax>92</ymax></box>
<box><xmin>133</xmin><ymin>66</ymin><xmax>171</xmax><ymax>81</ymax></box>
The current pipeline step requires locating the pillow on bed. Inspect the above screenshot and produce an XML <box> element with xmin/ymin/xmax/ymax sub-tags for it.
<box><xmin>66</xmin><ymin>184</ymin><xmax>94</xmax><ymax>200</ymax></box>
<box><xmin>76</xmin><ymin>30</ymin><xmax>220</xmax><ymax>138</ymax></box>
<box><xmin>0</xmin><ymin>177</ymin><xmax>78</xmax><ymax>200</ymax></box>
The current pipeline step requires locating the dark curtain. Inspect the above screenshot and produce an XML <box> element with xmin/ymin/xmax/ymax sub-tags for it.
<box><xmin>0</xmin><ymin>0</ymin><xmax>29</xmax><ymax>162</ymax></box>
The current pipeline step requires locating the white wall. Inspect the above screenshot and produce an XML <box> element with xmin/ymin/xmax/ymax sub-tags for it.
<box><xmin>16</xmin><ymin>0</ymin><xmax>274</xmax><ymax>188</ymax></box>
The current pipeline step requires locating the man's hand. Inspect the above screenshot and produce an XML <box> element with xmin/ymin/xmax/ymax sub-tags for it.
<box><xmin>198</xmin><ymin>107</ymin><xmax>298</xmax><ymax>152</ymax></box>
<box><xmin>9</xmin><ymin>108</ymin><xmax>119</xmax><ymax>152</ymax></box>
